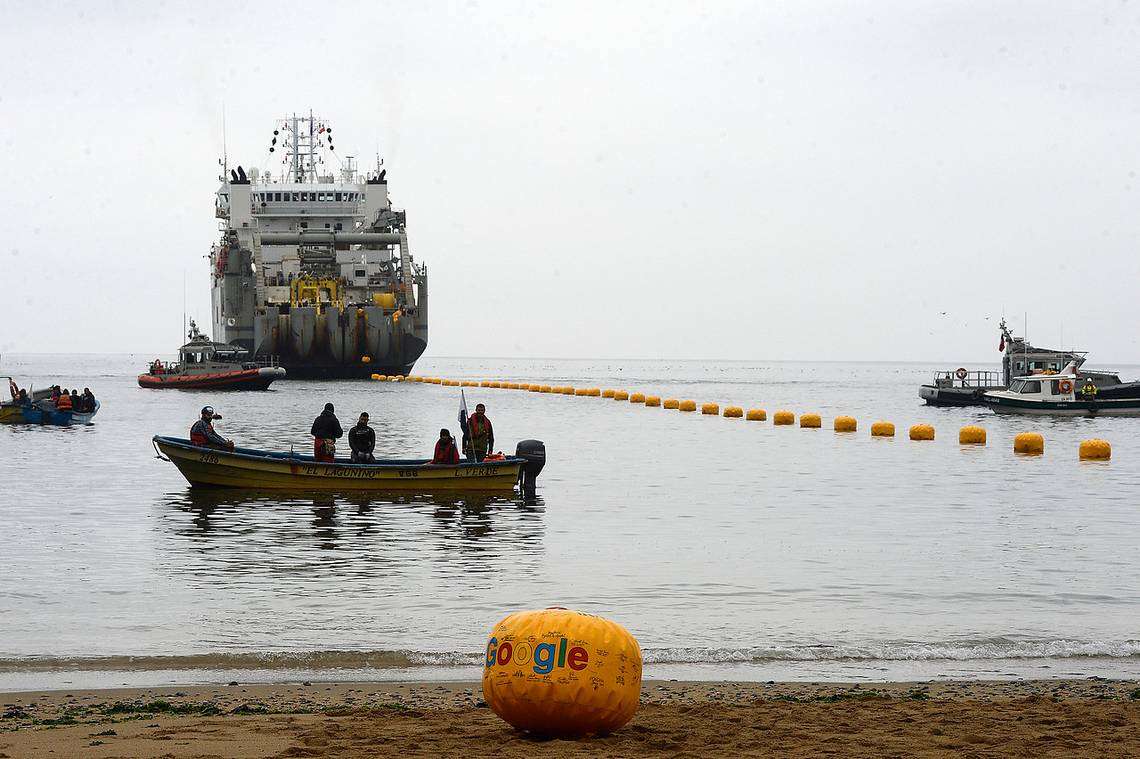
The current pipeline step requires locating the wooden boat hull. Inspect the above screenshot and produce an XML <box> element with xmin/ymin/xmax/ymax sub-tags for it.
<box><xmin>154</xmin><ymin>436</ymin><xmax>524</xmax><ymax>491</ymax></box>
<box><xmin>138</xmin><ymin>367</ymin><xmax>285</xmax><ymax>390</ymax></box>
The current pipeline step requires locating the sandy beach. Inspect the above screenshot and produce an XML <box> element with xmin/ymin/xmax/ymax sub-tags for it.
<box><xmin>1</xmin><ymin>678</ymin><xmax>1136</xmax><ymax>757</ymax></box>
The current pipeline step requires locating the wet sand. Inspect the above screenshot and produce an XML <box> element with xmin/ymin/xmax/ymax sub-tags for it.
<box><xmin>1</xmin><ymin>679</ymin><xmax>1137</xmax><ymax>757</ymax></box>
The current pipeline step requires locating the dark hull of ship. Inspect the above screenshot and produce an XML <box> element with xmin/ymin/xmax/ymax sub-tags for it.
<box><xmin>277</xmin><ymin>338</ymin><xmax>426</xmax><ymax>379</ymax></box>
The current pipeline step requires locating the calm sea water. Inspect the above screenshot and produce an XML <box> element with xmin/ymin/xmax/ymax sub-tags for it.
<box><xmin>1</xmin><ymin>353</ymin><xmax>1138</xmax><ymax>689</ymax></box>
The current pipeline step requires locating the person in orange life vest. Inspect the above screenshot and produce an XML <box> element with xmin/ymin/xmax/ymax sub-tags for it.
<box><xmin>432</xmin><ymin>428</ymin><xmax>460</xmax><ymax>465</ymax></box>
<box><xmin>190</xmin><ymin>406</ymin><xmax>234</xmax><ymax>450</ymax></box>
<box><xmin>464</xmin><ymin>403</ymin><xmax>494</xmax><ymax>462</ymax></box>
<box><xmin>56</xmin><ymin>389</ymin><xmax>73</xmax><ymax>411</ymax></box>
<box><xmin>310</xmin><ymin>403</ymin><xmax>343</xmax><ymax>462</ymax></box>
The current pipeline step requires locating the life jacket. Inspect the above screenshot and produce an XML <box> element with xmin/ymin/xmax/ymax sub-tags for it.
<box><xmin>469</xmin><ymin>413</ymin><xmax>492</xmax><ymax>439</ymax></box>
<box><xmin>190</xmin><ymin>419</ymin><xmax>211</xmax><ymax>446</ymax></box>
<box><xmin>433</xmin><ymin>439</ymin><xmax>459</xmax><ymax>465</ymax></box>
<box><xmin>57</xmin><ymin>393</ymin><xmax>73</xmax><ymax>410</ymax></box>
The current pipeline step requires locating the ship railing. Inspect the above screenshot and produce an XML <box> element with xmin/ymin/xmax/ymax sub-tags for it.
<box><xmin>244</xmin><ymin>355</ymin><xmax>281</xmax><ymax>368</ymax></box>
<box><xmin>932</xmin><ymin>369</ymin><xmax>1002</xmax><ymax>389</ymax></box>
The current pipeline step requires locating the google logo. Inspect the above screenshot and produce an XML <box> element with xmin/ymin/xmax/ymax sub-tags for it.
<box><xmin>485</xmin><ymin>636</ymin><xmax>589</xmax><ymax>675</ymax></box>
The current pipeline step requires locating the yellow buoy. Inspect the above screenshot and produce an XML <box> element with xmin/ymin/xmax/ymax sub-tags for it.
<box><xmin>392</xmin><ymin>375</ymin><xmax>404</xmax><ymax>382</ymax></box>
<box><xmin>723</xmin><ymin>406</ymin><xmax>743</xmax><ymax>418</ymax></box>
<box><xmin>833</xmin><ymin>415</ymin><xmax>857</xmax><ymax>432</ymax></box>
<box><xmin>574</xmin><ymin>388</ymin><xmax>590</xmax><ymax>396</ymax></box>
<box><xmin>529</xmin><ymin>384</ymin><xmax>543</xmax><ymax>392</ymax></box>
<box><xmin>678</xmin><ymin>400</ymin><xmax>697</xmax><ymax>412</ymax></box>
<box><xmin>800</xmin><ymin>413</ymin><xmax>821</xmax><ymax>428</ymax></box>
<box><xmin>613</xmin><ymin>390</ymin><xmax>630</xmax><ymax>401</ymax></box>
<box><xmin>370</xmin><ymin>373</ymin><xmax>381</xmax><ymax>381</ymax></box>
<box><xmin>645</xmin><ymin>395</ymin><xmax>661</xmax><ymax>407</ymax></box>
<box><xmin>1079</xmin><ymin>439</ymin><xmax>1111</xmax><ymax>460</ymax></box>
<box><xmin>773</xmin><ymin>410</ymin><xmax>795</xmax><ymax>425</ymax></box>
<box><xmin>746</xmin><ymin>408</ymin><xmax>766</xmax><ymax>421</ymax></box>
<box><xmin>561</xmin><ymin>386</ymin><xmax>575</xmax><ymax>395</ymax></box>
<box><xmin>587</xmin><ymin>388</ymin><xmax>601</xmax><ymax>397</ymax></box>
<box><xmin>361</xmin><ymin>355</ymin><xmax>371</xmax><ymax>364</ymax></box>
<box><xmin>959</xmin><ymin>425</ymin><xmax>986</xmax><ymax>445</ymax></box>
<box><xmin>480</xmin><ymin>381</ymin><xmax>492</xmax><ymax>387</ymax></box>
<box><xmin>629</xmin><ymin>392</ymin><xmax>646</xmax><ymax>404</ymax></box>
<box><xmin>701</xmin><ymin>402</ymin><xmax>719</xmax><ymax>415</ymax></box>
<box><xmin>871</xmin><ymin>421</ymin><xmax>895</xmax><ymax>437</ymax></box>
<box><xmin>909</xmin><ymin>424</ymin><xmax>935</xmax><ymax>441</ymax></box>
<box><xmin>483</xmin><ymin>608</ymin><xmax>642</xmax><ymax>738</ymax></box>
<box><xmin>430</xmin><ymin>378</ymin><xmax>444</xmax><ymax>385</ymax></box>
<box><xmin>489</xmin><ymin>381</ymin><xmax>501</xmax><ymax>388</ymax></box>
<box><xmin>463</xmin><ymin>380</ymin><xmax>479</xmax><ymax>387</ymax></box>
<box><xmin>540</xmin><ymin>385</ymin><xmax>553</xmax><ymax>393</ymax></box>
<box><xmin>663</xmin><ymin>398</ymin><xmax>680</xmax><ymax>409</ymax></box>
<box><xmin>602</xmin><ymin>389</ymin><xmax>616</xmax><ymax>398</ymax></box>
<box><xmin>1014</xmin><ymin>432</ymin><xmax>1044</xmax><ymax>455</ymax></box>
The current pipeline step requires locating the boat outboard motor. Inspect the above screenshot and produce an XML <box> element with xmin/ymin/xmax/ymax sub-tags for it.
<box><xmin>515</xmin><ymin>439</ymin><xmax>545</xmax><ymax>499</ymax></box>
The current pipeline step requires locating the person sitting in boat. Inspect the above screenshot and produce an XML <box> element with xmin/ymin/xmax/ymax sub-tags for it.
<box><xmin>1080</xmin><ymin>380</ymin><xmax>1098</xmax><ymax>401</ymax></box>
<box><xmin>349</xmin><ymin>412</ymin><xmax>376</xmax><ymax>463</ymax></box>
<box><xmin>431</xmin><ymin>428</ymin><xmax>460</xmax><ymax>465</ymax></box>
<box><xmin>16</xmin><ymin>388</ymin><xmax>29</xmax><ymax>405</ymax></box>
<box><xmin>310</xmin><ymin>403</ymin><xmax>343</xmax><ymax>463</ymax></box>
<box><xmin>190</xmin><ymin>406</ymin><xmax>234</xmax><ymax>450</ymax></box>
<box><xmin>81</xmin><ymin>388</ymin><xmax>96</xmax><ymax>413</ymax></box>
<box><xmin>463</xmin><ymin>403</ymin><xmax>495</xmax><ymax>462</ymax></box>
<box><xmin>70</xmin><ymin>389</ymin><xmax>80</xmax><ymax>410</ymax></box>
<box><xmin>56</xmin><ymin>389</ymin><xmax>73</xmax><ymax>411</ymax></box>
<box><xmin>50</xmin><ymin>385</ymin><xmax>61</xmax><ymax>404</ymax></box>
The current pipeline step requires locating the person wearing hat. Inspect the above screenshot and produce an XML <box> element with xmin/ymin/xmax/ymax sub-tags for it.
<box><xmin>431</xmin><ymin>428</ymin><xmax>460</xmax><ymax>465</ymax></box>
<box><xmin>190</xmin><ymin>406</ymin><xmax>234</xmax><ymax>450</ymax></box>
<box><xmin>310</xmin><ymin>402</ymin><xmax>343</xmax><ymax>463</ymax></box>
<box><xmin>348</xmin><ymin>412</ymin><xmax>376</xmax><ymax>463</ymax></box>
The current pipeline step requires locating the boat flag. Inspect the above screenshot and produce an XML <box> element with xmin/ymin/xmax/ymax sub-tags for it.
<box><xmin>458</xmin><ymin>388</ymin><xmax>472</xmax><ymax>460</ymax></box>
<box><xmin>999</xmin><ymin>335</ymin><xmax>1005</xmax><ymax>352</ymax></box>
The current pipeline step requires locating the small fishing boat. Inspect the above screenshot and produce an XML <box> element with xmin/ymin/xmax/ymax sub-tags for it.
<box><xmin>139</xmin><ymin>320</ymin><xmax>286</xmax><ymax>390</ymax></box>
<box><xmin>983</xmin><ymin>361</ymin><xmax>1140</xmax><ymax>417</ymax></box>
<box><xmin>1</xmin><ymin>379</ymin><xmax>97</xmax><ymax>425</ymax></box>
<box><xmin>153</xmin><ymin>436</ymin><xmax>545</xmax><ymax>492</ymax></box>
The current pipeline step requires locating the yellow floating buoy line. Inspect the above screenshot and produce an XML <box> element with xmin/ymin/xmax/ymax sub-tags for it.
<box><xmin>399</xmin><ymin>377</ymin><xmax>1109</xmax><ymax>462</ymax></box>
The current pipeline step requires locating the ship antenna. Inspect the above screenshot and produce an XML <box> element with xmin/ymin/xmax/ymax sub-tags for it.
<box><xmin>221</xmin><ymin>104</ymin><xmax>228</xmax><ymax>175</ymax></box>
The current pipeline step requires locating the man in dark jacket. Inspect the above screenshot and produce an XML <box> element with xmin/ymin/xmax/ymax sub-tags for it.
<box><xmin>348</xmin><ymin>412</ymin><xmax>376</xmax><ymax>463</ymax></box>
<box><xmin>310</xmin><ymin>403</ymin><xmax>343</xmax><ymax>462</ymax></box>
<box><xmin>190</xmin><ymin>406</ymin><xmax>234</xmax><ymax>450</ymax></box>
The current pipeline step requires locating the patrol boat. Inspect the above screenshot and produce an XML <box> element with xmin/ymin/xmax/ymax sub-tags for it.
<box><xmin>919</xmin><ymin>319</ymin><xmax>1124</xmax><ymax>406</ymax></box>
<box><xmin>210</xmin><ymin>113</ymin><xmax>428</xmax><ymax>378</ymax></box>
<box><xmin>983</xmin><ymin>361</ymin><xmax>1140</xmax><ymax>416</ymax></box>
<box><xmin>138</xmin><ymin>320</ymin><xmax>286</xmax><ymax>390</ymax></box>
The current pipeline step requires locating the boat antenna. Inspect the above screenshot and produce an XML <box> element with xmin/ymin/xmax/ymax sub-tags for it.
<box><xmin>221</xmin><ymin>103</ymin><xmax>228</xmax><ymax>175</ymax></box>
<box><xmin>182</xmin><ymin>270</ymin><xmax>187</xmax><ymax>344</ymax></box>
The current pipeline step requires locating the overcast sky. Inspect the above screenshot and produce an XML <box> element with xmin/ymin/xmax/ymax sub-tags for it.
<box><xmin>2</xmin><ymin>1</ymin><xmax>1138</xmax><ymax>363</ymax></box>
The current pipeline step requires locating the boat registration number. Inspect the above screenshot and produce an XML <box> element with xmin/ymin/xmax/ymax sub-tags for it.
<box><xmin>199</xmin><ymin>453</ymin><xmax>220</xmax><ymax>464</ymax></box>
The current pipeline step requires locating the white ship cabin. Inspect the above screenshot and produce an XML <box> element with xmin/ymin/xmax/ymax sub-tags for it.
<box><xmin>218</xmin><ymin>160</ymin><xmax>399</xmax><ymax>306</ymax></box>
<box><xmin>1000</xmin><ymin>362</ymin><xmax>1089</xmax><ymax>402</ymax></box>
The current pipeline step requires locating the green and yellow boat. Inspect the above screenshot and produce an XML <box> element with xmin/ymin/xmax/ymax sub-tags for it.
<box><xmin>153</xmin><ymin>436</ymin><xmax>527</xmax><ymax>491</ymax></box>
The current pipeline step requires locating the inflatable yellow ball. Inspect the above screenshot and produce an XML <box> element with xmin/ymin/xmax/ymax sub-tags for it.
<box><xmin>800</xmin><ymin>413</ymin><xmax>822</xmax><ymax>428</ymax></box>
<box><xmin>602</xmin><ymin>389</ymin><xmax>616</xmax><ymax>398</ymax></box>
<box><xmin>1079</xmin><ymin>439</ymin><xmax>1111</xmax><ymax>460</ymax></box>
<box><xmin>629</xmin><ymin>392</ymin><xmax>646</xmax><ymax>404</ymax></box>
<box><xmin>1014</xmin><ymin>432</ymin><xmax>1044</xmax><ymax>455</ymax></box>
<box><xmin>663</xmin><ymin>398</ymin><xmax>680</xmax><ymax>409</ymax></box>
<box><xmin>773</xmin><ymin>410</ymin><xmax>795</xmax><ymax>425</ymax></box>
<box><xmin>644</xmin><ymin>395</ymin><xmax>661</xmax><ymax>407</ymax></box>
<box><xmin>483</xmin><ymin>608</ymin><xmax>641</xmax><ymax>738</ymax></box>
<box><xmin>370</xmin><ymin>373</ymin><xmax>381</xmax><ymax>381</ymax></box>
<box><xmin>834</xmin><ymin>415</ymin><xmax>857</xmax><ymax>432</ymax></box>
<box><xmin>871</xmin><ymin>421</ymin><xmax>895</xmax><ymax>437</ymax></box>
<box><xmin>959</xmin><ymin>425</ymin><xmax>987</xmax><ymax>445</ymax></box>
<box><xmin>678</xmin><ymin>399</ymin><xmax>697</xmax><ymax>412</ymax></box>
<box><xmin>746</xmin><ymin>408</ymin><xmax>766</xmax><ymax>421</ymax></box>
<box><xmin>701</xmin><ymin>402</ymin><xmax>719</xmax><ymax>415</ymax></box>
<box><xmin>361</xmin><ymin>355</ymin><xmax>372</xmax><ymax>364</ymax></box>
<box><xmin>909</xmin><ymin>423</ymin><xmax>935</xmax><ymax>441</ymax></box>
<box><xmin>613</xmin><ymin>390</ymin><xmax>630</xmax><ymax>401</ymax></box>
<box><xmin>723</xmin><ymin>406</ymin><xmax>743</xmax><ymax>418</ymax></box>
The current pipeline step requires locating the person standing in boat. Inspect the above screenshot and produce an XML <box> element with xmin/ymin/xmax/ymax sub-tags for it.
<box><xmin>190</xmin><ymin>406</ymin><xmax>234</xmax><ymax>450</ymax></box>
<box><xmin>348</xmin><ymin>412</ymin><xmax>376</xmax><ymax>463</ymax></box>
<box><xmin>432</xmin><ymin>428</ymin><xmax>460</xmax><ymax>465</ymax></box>
<box><xmin>81</xmin><ymin>388</ymin><xmax>96</xmax><ymax>413</ymax></box>
<box><xmin>310</xmin><ymin>403</ymin><xmax>343</xmax><ymax>463</ymax></box>
<box><xmin>464</xmin><ymin>403</ymin><xmax>495</xmax><ymax>462</ymax></box>
<box><xmin>56</xmin><ymin>389</ymin><xmax>73</xmax><ymax>411</ymax></box>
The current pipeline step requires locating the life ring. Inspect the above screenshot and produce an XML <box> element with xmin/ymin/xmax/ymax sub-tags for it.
<box><xmin>1058</xmin><ymin>379</ymin><xmax>1073</xmax><ymax>393</ymax></box>
<box><xmin>955</xmin><ymin>367</ymin><xmax>968</xmax><ymax>380</ymax></box>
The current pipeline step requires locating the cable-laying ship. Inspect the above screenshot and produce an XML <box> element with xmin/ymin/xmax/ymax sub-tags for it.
<box><xmin>210</xmin><ymin>113</ymin><xmax>427</xmax><ymax>378</ymax></box>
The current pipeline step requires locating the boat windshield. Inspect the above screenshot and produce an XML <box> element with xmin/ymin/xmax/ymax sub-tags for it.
<box><xmin>1009</xmin><ymin>380</ymin><xmax>1041</xmax><ymax>394</ymax></box>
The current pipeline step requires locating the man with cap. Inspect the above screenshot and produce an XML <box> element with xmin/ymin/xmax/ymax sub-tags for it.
<box><xmin>310</xmin><ymin>402</ymin><xmax>343</xmax><ymax>463</ymax></box>
<box><xmin>190</xmin><ymin>406</ymin><xmax>234</xmax><ymax>450</ymax></box>
<box><xmin>464</xmin><ymin>403</ymin><xmax>495</xmax><ymax>462</ymax></box>
<box><xmin>348</xmin><ymin>412</ymin><xmax>376</xmax><ymax>463</ymax></box>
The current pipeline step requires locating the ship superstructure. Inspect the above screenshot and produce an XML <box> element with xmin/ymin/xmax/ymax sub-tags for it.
<box><xmin>210</xmin><ymin>113</ymin><xmax>427</xmax><ymax>378</ymax></box>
